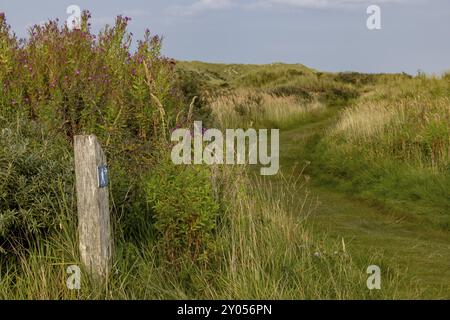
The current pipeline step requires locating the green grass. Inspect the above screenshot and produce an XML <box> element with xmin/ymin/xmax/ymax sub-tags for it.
<box><xmin>2</xmin><ymin>166</ymin><xmax>406</xmax><ymax>299</ymax></box>
<box><xmin>2</xmin><ymin>53</ymin><xmax>449</xmax><ymax>299</ymax></box>
<box><xmin>278</xmin><ymin>118</ymin><xmax>450</xmax><ymax>298</ymax></box>
<box><xmin>179</xmin><ymin>61</ymin><xmax>450</xmax><ymax>298</ymax></box>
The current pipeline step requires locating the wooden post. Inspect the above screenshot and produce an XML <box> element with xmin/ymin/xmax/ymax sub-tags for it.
<box><xmin>74</xmin><ymin>135</ymin><xmax>112</xmax><ymax>279</ymax></box>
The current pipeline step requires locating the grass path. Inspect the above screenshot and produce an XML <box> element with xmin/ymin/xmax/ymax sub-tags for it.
<box><xmin>278</xmin><ymin>108</ymin><xmax>450</xmax><ymax>299</ymax></box>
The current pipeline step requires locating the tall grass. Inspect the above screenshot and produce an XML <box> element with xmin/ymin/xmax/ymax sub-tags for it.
<box><xmin>332</xmin><ymin>96</ymin><xmax>450</xmax><ymax>171</ymax></box>
<box><xmin>0</xmin><ymin>165</ymin><xmax>412</xmax><ymax>299</ymax></box>
<box><xmin>313</xmin><ymin>75</ymin><xmax>450</xmax><ymax>229</ymax></box>
<box><xmin>210</xmin><ymin>167</ymin><xmax>404</xmax><ymax>299</ymax></box>
<box><xmin>211</xmin><ymin>89</ymin><xmax>325</xmax><ymax>129</ymax></box>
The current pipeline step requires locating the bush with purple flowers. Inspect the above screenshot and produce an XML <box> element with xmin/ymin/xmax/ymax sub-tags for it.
<box><xmin>0</xmin><ymin>12</ymin><xmax>183</xmax><ymax>145</ymax></box>
<box><xmin>0</xmin><ymin>12</ymin><xmax>195</xmax><ymax>255</ymax></box>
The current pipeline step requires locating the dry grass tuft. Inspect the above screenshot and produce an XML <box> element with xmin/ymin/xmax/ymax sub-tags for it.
<box><xmin>210</xmin><ymin>89</ymin><xmax>325</xmax><ymax>128</ymax></box>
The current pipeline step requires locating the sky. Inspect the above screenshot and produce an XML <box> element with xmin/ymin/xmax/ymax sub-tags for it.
<box><xmin>0</xmin><ymin>0</ymin><xmax>449</xmax><ymax>74</ymax></box>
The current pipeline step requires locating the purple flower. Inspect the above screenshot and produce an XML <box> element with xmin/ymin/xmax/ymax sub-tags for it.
<box><xmin>75</xmin><ymin>70</ymin><xmax>80</xmax><ymax>75</ymax></box>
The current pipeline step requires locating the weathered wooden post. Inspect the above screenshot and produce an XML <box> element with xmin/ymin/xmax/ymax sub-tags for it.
<box><xmin>74</xmin><ymin>135</ymin><xmax>112</xmax><ymax>280</ymax></box>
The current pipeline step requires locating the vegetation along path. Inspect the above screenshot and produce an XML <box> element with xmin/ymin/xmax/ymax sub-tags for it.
<box><xmin>178</xmin><ymin>61</ymin><xmax>449</xmax><ymax>298</ymax></box>
<box><xmin>279</xmin><ymin>106</ymin><xmax>450</xmax><ymax>299</ymax></box>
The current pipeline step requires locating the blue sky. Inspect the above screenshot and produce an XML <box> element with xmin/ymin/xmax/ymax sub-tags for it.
<box><xmin>1</xmin><ymin>0</ymin><xmax>449</xmax><ymax>74</ymax></box>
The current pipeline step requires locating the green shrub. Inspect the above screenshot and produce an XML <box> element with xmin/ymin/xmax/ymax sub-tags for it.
<box><xmin>269</xmin><ymin>85</ymin><xmax>312</xmax><ymax>101</ymax></box>
<box><xmin>146</xmin><ymin>159</ymin><xmax>219</xmax><ymax>263</ymax></box>
<box><xmin>0</xmin><ymin>119</ymin><xmax>73</xmax><ymax>253</ymax></box>
<box><xmin>175</xmin><ymin>68</ymin><xmax>214</xmax><ymax>126</ymax></box>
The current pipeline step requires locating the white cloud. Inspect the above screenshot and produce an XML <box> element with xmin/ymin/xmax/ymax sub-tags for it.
<box><xmin>166</xmin><ymin>0</ymin><xmax>405</xmax><ymax>16</ymax></box>
<box><xmin>258</xmin><ymin>0</ymin><xmax>404</xmax><ymax>9</ymax></box>
<box><xmin>167</xmin><ymin>0</ymin><xmax>233</xmax><ymax>16</ymax></box>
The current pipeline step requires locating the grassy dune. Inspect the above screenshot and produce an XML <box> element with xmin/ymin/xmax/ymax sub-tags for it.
<box><xmin>183</xmin><ymin>61</ymin><xmax>450</xmax><ymax>298</ymax></box>
<box><xmin>1</xmin><ymin>11</ymin><xmax>448</xmax><ymax>298</ymax></box>
<box><xmin>1</xmin><ymin>15</ymin><xmax>418</xmax><ymax>299</ymax></box>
